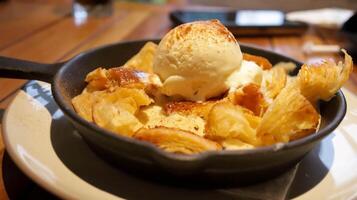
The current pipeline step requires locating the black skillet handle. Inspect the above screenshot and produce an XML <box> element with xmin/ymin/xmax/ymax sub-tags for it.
<box><xmin>0</xmin><ymin>56</ymin><xmax>65</xmax><ymax>83</ymax></box>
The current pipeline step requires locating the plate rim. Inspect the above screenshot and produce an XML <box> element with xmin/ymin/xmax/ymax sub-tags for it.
<box><xmin>1</xmin><ymin>83</ymin><xmax>120</xmax><ymax>200</ymax></box>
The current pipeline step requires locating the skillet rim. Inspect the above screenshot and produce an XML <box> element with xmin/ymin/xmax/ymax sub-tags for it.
<box><xmin>52</xmin><ymin>39</ymin><xmax>347</xmax><ymax>164</ymax></box>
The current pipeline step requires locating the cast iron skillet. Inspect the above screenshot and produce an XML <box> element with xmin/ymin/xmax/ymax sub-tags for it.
<box><xmin>0</xmin><ymin>39</ymin><xmax>346</xmax><ymax>185</ymax></box>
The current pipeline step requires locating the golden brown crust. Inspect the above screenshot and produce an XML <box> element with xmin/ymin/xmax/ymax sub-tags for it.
<box><xmin>133</xmin><ymin>126</ymin><xmax>222</xmax><ymax>154</ymax></box>
<box><xmin>229</xmin><ymin>83</ymin><xmax>268</xmax><ymax>116</ymax></box>
<box><xmin>243</xmin><ymin>53</ymin><xmax>273</xmax><ymax>70</ymax></box>
<box><xmin>84</xmin><ymin>67</ymin><xmax>162</xmax><ymax>93</ymax></box>
<box><xmin>107</xmin><ymin>68</ymin><xmax>145</xmax><ymax>89</ymax></box>
<box><xmin>85</xmin><ymin>68</ymin><xmax>110</xmax><ymax>91</ymax></box>
<box><xmin>163</xmin><ymin>101</ymin><xmax>217</xmax><ymax>119</ymax></box>
<box><xmin>163</xmin><ymin>19</ymin><xmax>237</xmax><ymax>50</ymax></box>
<box><xmin>85</xmin><ymin>67</ymin><xmax>145</xmax><ymax>91</ymax></box>
<box><xmin>108</xmin><ymin>68</ymin><xmax>140</xmax><ymax>84</ymax></box>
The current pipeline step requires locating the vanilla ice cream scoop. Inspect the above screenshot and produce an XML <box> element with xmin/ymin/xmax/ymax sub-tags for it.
<box><xmin>153</xmin><ymin>20</ymin><xmax>243</xmax><ymax>101</ymax></box>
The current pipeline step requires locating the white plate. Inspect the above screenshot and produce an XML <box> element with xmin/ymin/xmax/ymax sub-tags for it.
<box><xmin>2</xmin><ymin>81</ymin><xmax>357</xmax><ymax>200</ymax></box>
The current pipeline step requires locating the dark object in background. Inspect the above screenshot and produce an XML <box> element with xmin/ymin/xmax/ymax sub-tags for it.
<box><xmin>342</xmin><ymin>12</ymin><xmax>357</xmax><ymax>32</ymax></box>
<box><xmin>187</xmin><ymin>0</ymin><xmax>357</xmax><ymax>12</ymax></box>
<box><xmin>341</xmin><ymin>12</ymin><xmax>357</xmax><ymax>60</ymax></box>
<box><xmin>170</xmin><ymin>10</ymin><xmax>308</xmax><ymax>36</ymax></box>
<box><xmin>76</xmin><ymin>0</ymin><xmax>111</xmax><ymax>5</ymax></box>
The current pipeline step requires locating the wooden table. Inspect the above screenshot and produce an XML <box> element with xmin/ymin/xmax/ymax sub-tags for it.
<box><xmin>0</xmin><ymin>1</ymin><xmax>356</xmax><ymax>199</ymax></box>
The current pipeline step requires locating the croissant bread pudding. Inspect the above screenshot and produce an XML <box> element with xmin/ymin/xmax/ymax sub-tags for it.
<box><xmin>72</xmin><ymin>20</ymin><xmax>353</xmax><ymax>154</ymax></box>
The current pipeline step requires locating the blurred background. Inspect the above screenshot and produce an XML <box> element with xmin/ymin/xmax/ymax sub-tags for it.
<box><xmin>4</xmin><ymin>0</ymin><xmax>357</xmax><ymax>10</ymax></box>
<box><xmin>5</xmin><ymin>0</ymin><xmax>357</xmax><ymax>9</ymax></box>
<box><xmin>3</xmin><ymin>0</ymin><xmax>355</xmax><ymax>8</ymax></box>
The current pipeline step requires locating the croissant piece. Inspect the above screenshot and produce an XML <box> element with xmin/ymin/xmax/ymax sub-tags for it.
<box><xmin>72</xmin><ymin>87</ymin><xmax>151</xmax><ymax>122</ymax></box>
<box><xmin>123</xmin><ymin>41</ymin><xmax>158</xmax><ymax>73</ymax></box>
<box><xmin>84</xmin><ymin>66</ymin><xmax>162</xmax><ymax>92</ymax></box>
<box><xmin>205</xmin><ymin>102</ymin><xmax>260</xmax><ymax>145</ymax></box>
<box><xmin>298</xmin><ymin>50</ymin><xmax>353</xmax><ymax>103</ymax></box>
<box><xmin>257</xmin><ymin>82</ymin><xmax>320</xmax><ymax>144</ymax></box>
<box><xmin>137</xmin><ymin>105</ymin><xmax>206</xmax><ymax>137</ymax></box>
<box><xmin>108</xmin><ymin>87</ymin><xmax>153</xmax><ymax>108</ymax></box>
<box><xmin>72</xmin><ymin>90</ymin><xmax>107</xmax><ymax>122</ymax></box>
<box><xmin>134</xmin><ymin>127</ymin><xmax>222</xmax><ymax>154</ymax></box>
<box><xmin>84</xmin><ymin>68</ymin><xmax>110</xmax><ymax>91</ymax></box>
<box><xmin>261</xmin><ymin>66</ymin><xmax>287</xmax><ymax>99</ymax></box>
<box><xmin>93</xmin><ymin>100</ymin><xmax>143</xmax><ymax>137</ymax></box>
